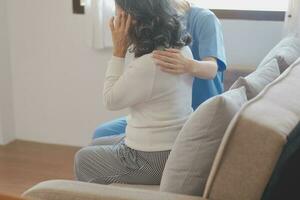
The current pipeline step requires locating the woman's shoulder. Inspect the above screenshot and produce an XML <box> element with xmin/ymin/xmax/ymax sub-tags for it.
<box><xmin>180</xmin><ymin>46</ymin><xmax>193</xmax><ymax>59</ymax></box>
<box><xmin>131</xmin><ymin>53</ymin><xmax>153</xmax><ymax>65</ymax></box>
<box><xmin>130</xmin><ymin>47</ymin><xmax>192</xmax><ymax>67</ymax></box>
<box><xmin>129</xmin><ymin>53</ymin><xmax>156</xmax><ymax>71</ymax></box>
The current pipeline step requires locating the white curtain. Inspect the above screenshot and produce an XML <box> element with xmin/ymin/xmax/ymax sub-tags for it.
<box><xmin>284</xmin><ymin>0</ymin><xmax>300</xmax><ymax>37</ymax></box>
<box><xmin>85</xmin><ymin>0</ymin><xmax>115</xmax><ymax>49</ymax></box>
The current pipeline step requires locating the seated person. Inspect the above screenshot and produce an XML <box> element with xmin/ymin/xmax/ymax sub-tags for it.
<box><xmin>92</xmin><ymin>0</ymin><xmax>227</xmax><ymax>141</ymax></box>
<box><xmin>74</xmin><ymin>0</ymin><xmax>194</xmax><ymax>185</ymax></box>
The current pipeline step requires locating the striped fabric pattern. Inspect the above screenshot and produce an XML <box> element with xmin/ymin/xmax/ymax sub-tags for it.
<box><xmin>74</xmin><ymin>140</ymin><xmax>170</xmax><ymax>185</ymax></box>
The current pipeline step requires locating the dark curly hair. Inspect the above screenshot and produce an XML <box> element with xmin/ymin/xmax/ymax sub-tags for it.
<box><xmin>115</xmin><ymin>0</ymin><xmax>191</xmax><ymax>58</ymax></box>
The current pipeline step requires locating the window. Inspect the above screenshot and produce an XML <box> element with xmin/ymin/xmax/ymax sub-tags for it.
<box><xmin>73</xmin><ymin>0</ymin><xmax>85</xmax><ymax>14</ymax></box>
<box><xmin>189</xmin><ymin>0</ymin><xmax>289</xmax><ymax>11</ymax></box>
<box><xmin>188</xmin><ymin>0</ymin><xmax>289</xmax><ymax>21</ymax></box>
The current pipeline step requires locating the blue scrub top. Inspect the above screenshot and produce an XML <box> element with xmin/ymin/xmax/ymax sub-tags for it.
<box><xmin>185</xmin><ymin>6</ymin><xmax>227</xmax><ymax>110</ymax></box>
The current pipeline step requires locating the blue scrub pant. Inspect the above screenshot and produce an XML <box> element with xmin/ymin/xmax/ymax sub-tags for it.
<box><xmin>93</xmin><ymin>117</ymin><xmax>127</xmax><ymax>139</ymax></box>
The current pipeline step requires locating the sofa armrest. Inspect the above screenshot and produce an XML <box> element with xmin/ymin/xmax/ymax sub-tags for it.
<box><xmin>22</xmin><ymin>180</ymin><xmax>206</xmax><ymax>200</ymax></box>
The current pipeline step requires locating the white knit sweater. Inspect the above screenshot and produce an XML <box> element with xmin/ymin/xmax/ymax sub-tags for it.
<box><xmin>103</xmin><ymin>46</ymin><xmax>194</xmax><ymax>151</ymax></box>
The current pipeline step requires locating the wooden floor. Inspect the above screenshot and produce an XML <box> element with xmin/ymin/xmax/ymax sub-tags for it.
<box><xmin>0</xmin><ymin>140</ymin><xmax>80</xmax><ymax>196</ymax></box>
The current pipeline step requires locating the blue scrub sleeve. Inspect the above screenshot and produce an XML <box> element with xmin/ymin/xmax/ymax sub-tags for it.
<box><xmin>196</xmin><ymin>13</ymin><xmax>227</xmax><ymax>72</ymax></box>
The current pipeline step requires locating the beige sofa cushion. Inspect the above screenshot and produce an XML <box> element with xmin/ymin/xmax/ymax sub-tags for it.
<box><xmin>160</xmin><ymin>87</ymin><xmax>247</xmax><ymax>196</ymax></box>
<box><xmin>111</xmin><ymin>183</ymin><xmax>159</xmax><ymax>191</ymax></box>
<box><xmin>258</xmin><ymin>36</ymin><xmax>300</xmax><ymax>73</ymax></box>
<box><xmin>230</xmin><ymin>59</ymin><xmax>280</xmax><ymax>100</ymax></box>
<box><xmin>203</xmin><ymin>58</ymin><xmax>300</xmax><ymax>200</ymax></box>
<box><xmin>23</xmin><ymin>180</ymin><xmax>204</xmax><ymax>200</ymax></box>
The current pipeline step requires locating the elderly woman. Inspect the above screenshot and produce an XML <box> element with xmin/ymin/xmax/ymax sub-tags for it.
<box><xmin>74</xmin><ymin>0</ymin><xmax>194</xmax><ymax>184</ymax></box>
<box><xmin>92</xmin><ymin>0</ymin><xmax>227</xmax><ymax>140</ymax></box>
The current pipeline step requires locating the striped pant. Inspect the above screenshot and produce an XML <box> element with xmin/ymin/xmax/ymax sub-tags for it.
<box><xmin>74</xmin><ymin>135</ymin><xmax>170</xmax><ymax>185</ymax></box>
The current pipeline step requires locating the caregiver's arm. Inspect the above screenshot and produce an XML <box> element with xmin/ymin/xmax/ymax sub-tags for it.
<box><xmin>152</xmin><ymin>48</ymin><xmax>218</xmax><ymax>79</ymax></box>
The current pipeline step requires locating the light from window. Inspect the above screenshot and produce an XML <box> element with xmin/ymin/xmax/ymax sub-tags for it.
<box><xmin>80</xmin><ymin>0</ymin><xmax>86</xmax><ymax>6</ymax></box>
<box><xmin>188</xmin><ymin>0</ymin><xmax>289</xmax><ymax>11</ymax></box>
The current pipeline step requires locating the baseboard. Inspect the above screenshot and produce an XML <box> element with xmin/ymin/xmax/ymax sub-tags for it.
<box><xmin>12</xmin><ymin>139</ymin><xmax>81</xmax><ymax>148</ymax></box>
<box><xmin>0</xmin><ymin>138</ymin><xmax>16</xmax><ymax>146</ymax></box>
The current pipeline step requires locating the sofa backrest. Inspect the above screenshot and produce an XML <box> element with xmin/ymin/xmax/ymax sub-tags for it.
<box><xmin>258</xmin><ymin>35</ymin><xmax>300</xmax><ymax>73</ymax></box>
<box><xmin>261</xmin><ymin>122</ymin><xmax>300</xmax><ymax>200</ymax></box>
<box><xmin>203</xmin><ymin>58</ymin><xmax>300</xmax><ymax>200</ymax></box>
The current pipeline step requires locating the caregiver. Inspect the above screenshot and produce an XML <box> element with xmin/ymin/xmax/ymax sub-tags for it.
<box><xmin>92</xmin><ymin>0</ymin><xmax>227</xmax><ymax>141</ymax></box>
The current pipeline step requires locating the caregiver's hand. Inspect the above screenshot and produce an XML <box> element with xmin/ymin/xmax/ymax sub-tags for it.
<box><xmin>153</xmin><ymin>48</ymin><xmax>218</xmax><ymax>79</ymax></box>
<box><xmin>109</xmin><ymin>12</ymin><xmax>132</xmax><ymax>58</ymax></box>
<box><xmin>152</xmin><ymin>48</ymin><xmax>192</xmax><ymax>75</ymax></box>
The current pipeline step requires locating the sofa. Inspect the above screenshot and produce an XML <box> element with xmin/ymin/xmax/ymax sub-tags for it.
<box><xmin>22</xmin><ymin>35</ymin><xmax>300</xmax><ymax>200</ymax></box>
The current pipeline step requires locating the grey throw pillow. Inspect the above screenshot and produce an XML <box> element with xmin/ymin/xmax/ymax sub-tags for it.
<box><xmin>258</xmin><ymin>36</ymin><xmax>300</xmax><ymax>73</ymax></box>
<box><xmin>230</xmin><ymin>59</ymin><xmax>280</xmax><ymax>100</ymax></box>
<box><xmin>160</xmin><ymin>87</ymin><xmax>247</xmax><ymax>196</ymax></box>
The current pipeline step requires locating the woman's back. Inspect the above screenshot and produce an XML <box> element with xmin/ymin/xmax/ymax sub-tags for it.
<box><xmin>103</xmin><ymin>46</ymin><xmax>193</xmax><ymax>152</ymax></box>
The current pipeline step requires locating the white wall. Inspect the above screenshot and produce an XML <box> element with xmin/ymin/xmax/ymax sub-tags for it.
<box><xmin>0</xmin><ymin>0</ymin><xmax>15</xmax><ymax>145</ymax></box>
<box><xmin>223</xmin><ymin>20</ymin><xmax>284</xmax><ymax>70</ymax></box>
<box><xmin>7</xmin><ymin>0</ymin><xmax>126</xmax><ymax>147</ymax></box>
<box><xmin>5</xmin><ymin>0</ymin><xmax>284</xmax><ymax>147</ymax></box>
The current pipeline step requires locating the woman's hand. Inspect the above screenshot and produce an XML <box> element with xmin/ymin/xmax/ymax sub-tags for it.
<box><xmin>109</xmin><ymin>12</ymin><xmax>132</xmax><ymax>58</ymax></box>
<box><xmin>152</xmin><ymin>48</ymin><xmax>192</xmax><ymax>75</ymax></box>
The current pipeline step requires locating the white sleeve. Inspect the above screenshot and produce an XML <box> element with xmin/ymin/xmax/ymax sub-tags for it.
<box><xmin>103</xmin><ymin>56</ymin><xmax>155</xmax><ymax>111</ymax></box>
